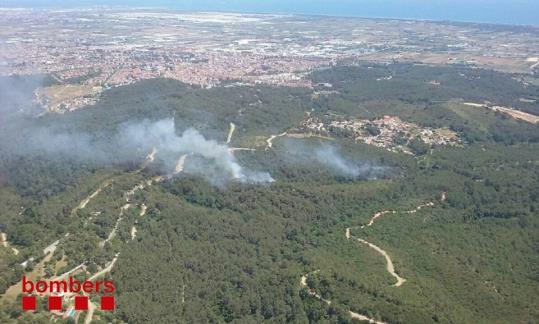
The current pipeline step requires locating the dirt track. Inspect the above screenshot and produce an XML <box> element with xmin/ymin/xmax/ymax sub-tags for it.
<box><xmin>345</xmin><ymin>226</ymin><xmax>406</xmax><ymax>287</ymax></box>
<box><xmin>299</xmin><ymin>193</ymin><xmax>447</xmax><ymax>322</ymax></box>
<box><xmin>226</xmin><ymin>122</ymin><xmax>236</xmax><ymax>144</ymax></box>
<box><xmin>72</xmin><ymin>180</ymin><xmax>111</xmax><ymax>215</ymax></box>
<box><xmin>266</xmin><ymin>132</ymin><xmax>288</xmax><ymax>149</ymax></box>
<box><xmin>139</xmin><ymin>203</ymin><xmax>147</xmax><ymax>216</ymax></box>
<box><xmin>173</xmin><ymin>154</ymin><xmax>188</xmax><ymax>175</ymax></box>
<box><xmin>463</xmin><ymin>102</ymin><xmax>539</xmax><ymax>124</ymax></box>
<box><xmin>300</xmin><ymin>270</ymin><xmax>387</xmax><ymax>323</ymax></box>
<box><xmin>346</xmin><ymin>195</ymin><xmax>444</xmax><ymax>287</ymax></box>
<box><xmin>84</xmin><ymin>254</ymin><xmax>119</xmax><ymax>324</ymax></box>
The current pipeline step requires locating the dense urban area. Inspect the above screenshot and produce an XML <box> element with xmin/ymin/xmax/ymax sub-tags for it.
<box><xmin>1</xmin><ymin>9</ymin><xmax>538</xmax><ymax>112</ymax></box>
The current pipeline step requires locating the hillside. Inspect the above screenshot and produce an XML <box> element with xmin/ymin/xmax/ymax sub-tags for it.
<box><xmin>0</xmin><ymin>63</ymin><xmax>538</xmax><ymax>324</ymax></box>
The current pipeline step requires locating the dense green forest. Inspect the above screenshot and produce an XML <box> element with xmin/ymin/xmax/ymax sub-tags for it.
<box><xmin>0</xmin><ymin>63</ymin><xmax>538</xmax><ymax>323</ymax></box>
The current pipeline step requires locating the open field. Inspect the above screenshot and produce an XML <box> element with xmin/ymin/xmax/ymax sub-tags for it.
<box><xmin>463</xmin><ymin>102</ymin><xmax>539</xmax><ymax>124</ymax></box>
<box><xmin>36</xmin><ymin>84</ymin><xmax>102</xmax><ymax>112</ymax></box>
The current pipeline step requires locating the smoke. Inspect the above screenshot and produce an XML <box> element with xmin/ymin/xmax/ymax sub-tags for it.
<box><xmin>281</xmin><ymin>139</ymin><xmax>387</xmax><ymax>179</ymax></box>
<box><xmin>117</xmin><ymin>119</ymin><xmax>274</xmax><ymax>184</ymax></box>
<box><xmin>314</xmin><ymin>144</ymin><xmax>387</xmax><ymax>179</ymax></box>
<box><xmin>0</xmin><ymin>75</ymin><xmax>43</xmax><ymax>125</ymax></box>
<box><xmin>314</xmin><ymin>145</ymin><xmax>363</xmax><ymax>177</ymax></box>
<box><xmin>1</xmin><ymin>117</ymin><xmax>273</xmax><ymax>184</ymax></box>
<box><xmin>0</xmin><ymin>76</ymin><xmax>273</xmax><ymax>185</ymax></box>
<box><xmin>1</xmin><ymin>75</ymin><xmax>383</xmax><ymax>186</ymax></box>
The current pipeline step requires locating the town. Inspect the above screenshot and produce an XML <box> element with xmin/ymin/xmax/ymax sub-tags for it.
<box><xmin>1</xmin><ymin>8</ymin><xmax>538</xmax><ymax>112</ymax></box>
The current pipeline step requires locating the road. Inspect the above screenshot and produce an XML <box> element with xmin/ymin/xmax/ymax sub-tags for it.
<box><xmin>226</xmin><ymin>122</ymin><xmax>236</xmax><ymax>144</ymax></box>
<box><xmin>229</xmin><ymin>147</ymin><xmax>256</xmax><ymax>152</ymax></box>
<box><xmin>100</xmin><ymin>204</ymin><xmax>130</xmax><ymax>248</ymax></box>
<box><xmin>463</xmin><ymin>102</ymin><xmax>539</xmax><ymax>124</ymax></box>
<box><xmin>84</xmin><ymin>301</ymin><xmax>96</xmax><ymax>324</ymax></box>
<box><xmin>139</xmin><ymin>203</ymin><xmax>147</xmax><ymax>216</ymax></box>
<box><xmin>43</xmin><ymin>239</ymin><xmax>60</xmax><ymax>255</ymax></box>
<box><xmin>173</xmin><ymin>154</ymin><xmax>189</xmax><ymax>175</ymax></box>
<box><xmin>53</xmin><ymin>263</ymin><xmax>86</xmax><ymax>281</ymax></box>
<box><xmin>72</xmin><ymin>181</ymin><xmax>111</xmax><ymax>215</ymax></box>
<box><xmin>89</xmin><ymin>253</ymin><xmax>119</xmax><ymax>281</ymax></box>
<box><xmin>266</xmin><ymin>132</ymin><xmax>288</xmax><ymax>149</ymax></box>
<box><xmin>300</xmin><ymin>270</ymin><xmax>386</xmax><ymax>323</ymax></box>
<box><xmin>346</xmin><ymin>195</ymin><xmax>444</xmax><ymax>287</ymax></box>
<box><xmin>1</xmin><ymin>232</ymin><xmax>20</xmax><ymax>256</ymax></box>
<box><xmin>299</xmin><ymin>193</ymin><xmax>446</xmax><ymax>322</ymax></box>
<box><xmin>131</xmin><ymin>226</ymin><xmax>138</xmax><ymax>240</ymax></box>
<box><xmin>1</xmin><ymin>232</ymin><xmax>7</xmax><ymax>248</ymax></box>
<box><xmin>84</xmin><ymin>254</ymin><xmax>119</xmax><ymax>324</ymax></box>
<box><xmin>350</xmin><ymin>234</ymin><xmax>406</xmax><ymax>287</ymax></box>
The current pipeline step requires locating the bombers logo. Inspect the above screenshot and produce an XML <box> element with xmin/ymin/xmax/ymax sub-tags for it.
<box><xmin>21</xmin><ymin>276</ymin><xmax>116</xmax><ymax>314</ymax></box>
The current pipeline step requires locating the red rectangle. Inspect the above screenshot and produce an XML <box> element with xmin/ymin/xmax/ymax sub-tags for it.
<box><xmin>100</xmin><ymin>296</ymin><xmax>115</xmax><ymax>311</ymax></box>
<box><xmin>74</xmin><ymin>295</ymin><xmax>88</xmax><ymax>311</ymax></box>
<box><xmin>22</xmin><ymin>296</ymin><xmax>36</xmax><ymax>311</ymax></box>
<box><xmin>48</xmin><ymin>296</ymin><xmax>63</xmax><ymax>311</ymax></box>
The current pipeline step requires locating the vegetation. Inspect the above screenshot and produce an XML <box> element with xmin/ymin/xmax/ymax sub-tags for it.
<box><xmin>1</xmin><ymin>63</ymin><xmax>538</xmax><ymax>323</ymax></box>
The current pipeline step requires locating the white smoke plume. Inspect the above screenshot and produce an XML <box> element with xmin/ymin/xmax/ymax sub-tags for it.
<box><xmin>0</xmin><ymin>89</ymin><xmax>274</xmax><ymax>185</ymax></box>
<box><xmin>313</xmin><ymin>145</ymin><xmax>388</xmax><ymax>178</ymax></box>
<box><xmin>281</xmin><ymin>139</ymin><xmax>387</xmax><ymax>179</ymax></box>
<box><xmin>313</xmin><ymin>145</ymin><xmax>363</xmax><ymax>177</ymax></box>
<box><xmin>118</xmin><ymin>119</ymin><xmax>274</xmax><ymax>184</ymax></box>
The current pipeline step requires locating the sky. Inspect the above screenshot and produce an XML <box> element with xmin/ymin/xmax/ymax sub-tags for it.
<box><xmin>1</xmin><ymin>0</ymin><xmax>538</xmax><ymax>25</ymax></box>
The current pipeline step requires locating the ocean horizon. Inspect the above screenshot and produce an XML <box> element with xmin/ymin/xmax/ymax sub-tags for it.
<box><xmin>1</xmin><ymin>0</ymin><xmax>538</xmax><ymax>26</ymax></box>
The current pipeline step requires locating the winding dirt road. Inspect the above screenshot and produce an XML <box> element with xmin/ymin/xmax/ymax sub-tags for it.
<box><xmin>72</xmin><ymin>180</ymin><xmax>112</xmax><ymax>216</ymax></box>
<box><xmin>89</xmin><ymin>253</ymin><xmax>119</xmax><ymax>281</ymax></box>
<box><xmin>299</xmin><ymin>193</ymin><xmax>447</xmax><ymax>322</ymax></box>
<box><xmin>100</xmin><ymin>204</ymin><xmax>130</xmax><ymax>248</ymax></box>
<box><xmin>265</xmin><ymin>131</ymin><xmax>331</xmax><ymax>150</ymax></box>
<box><xmin>224</xmin><ymin>123</ymin><xmax>259</xmax><ymax>152</ymax></box>
<box><xmin>346</xmin><ymin>229</ymin><xmax>406</xmax><ymax>287</ymax></box>
<box><xmin>226</xmin><ymin>122</ymin><xmax>236</xmax><ymax>144</ymax></box>
<box><xmin>130</xmin><ymin>226</ymin><xmax>138</xmax><ymax>240</ymax></box>
<box><xmin>139</xmin><ymin>203</ymin><xmax>147</xmax><ymax>216</ymax></box>
<box><xmin>84</xmin><ymin>301</ymin><xmax>96</xmax><ymax>324</ymax></box>
<box><xmin>0</xmin><ymin>232</ymin><xmax>19</xmax><ymax>255</ymax></box>
<box><xmin>346</xmin><ymin>194</ymin><xmax>445</xmax><ymax>287</ymax></box>
<box><xmin>229</xmin><ymin>147</ymin><xmax>256</xmax><ymax>152</ymax></box>
<box><xmin>463</xmin><ymin>102</ymin><xmax>539</xmax><ymax>124</ymax></box>
<box><xmin>1</xmin><ymin>232</ymin><xmax>7</xmax><ymax>248</ymax></box>
<box><xmin>300</xmin><ymin>270</ymin><xmax>386</xmax><ymax>324</ymax></box>
<box><xmin>53</xmin><ymin>263</ymin><xmax>86</xmax><ymax>281</ymax></box>
<box><xmin>83</xmin><ymin>254</ymin><xmax>119</xmax><ymax>324</ymax></box>
<box><xmin>266</xmin><ymin>132</ymin><xmax>288</xmax><ymax>150</ymax></box>
<box><xmin>173</xmin><ymin>154</ymin><xmax>188</xmax><ymax>175</ymax></box>
<box><xmin>101</xmin><ymin>153</ymin><xmax>188</xmax><ymax>248</ymax></box>
<box><xmin>131</xmin><ymin>203</ymin><xmax>147</xmax><ymax>240</ymax></box>
<box><xmin>146</xmin><ymin>147</ymin><xmax>157</xmax><ymax>163</ymax></box>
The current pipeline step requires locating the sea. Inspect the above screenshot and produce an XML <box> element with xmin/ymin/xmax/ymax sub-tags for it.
<box><xmin>2</xmin><ymin>0</ymin><xmax>538</xmax><ymax>26</ymax></box>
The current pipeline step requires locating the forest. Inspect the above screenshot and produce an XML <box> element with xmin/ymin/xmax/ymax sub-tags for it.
<box><xmin>0</xmin><ymin>63</ymin><xmax>538</xmax><ymax>323</ymax></box>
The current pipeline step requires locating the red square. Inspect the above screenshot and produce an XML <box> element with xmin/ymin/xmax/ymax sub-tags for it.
<box><xmin>48</xmin><ymin>296</ymin><xmax>63</xmax><ymax>311</ymax></box>
<box><xmin>100</xmin><ymin>296</ymin><xmax>115</xmax><ymax>311</ymax></box>
<box><xmin>22</xmin><ymin>296</ymin><xmax>36</xmax><ymax>311</ymax></box>
<box><xmin>74</xmin><ymin>296</ymin><xmax>88</xmax><ymax>311</ymax></box>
